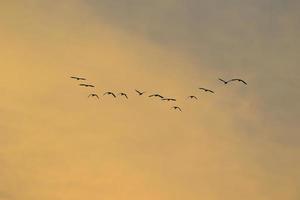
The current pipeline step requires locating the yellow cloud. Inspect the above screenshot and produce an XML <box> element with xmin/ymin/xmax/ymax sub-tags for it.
<box><xmin>0</xmin><ymin>1</ymin><xmax>299</xmax><ymax>200</ymax></box>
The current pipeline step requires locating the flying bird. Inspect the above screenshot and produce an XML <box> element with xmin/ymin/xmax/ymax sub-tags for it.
<box><xmin>118</xmin><ymin>92</ymin><xmax>128</xmax><ymax>99</ymax></box>
<box><xmin>88</xmin><ymin>93</ymin><xmax>99</xmax><ymax>99</ymax></box>
<box><xmin>198</xmin><ymin>88</ymin><xmax>215</xmax><ymax>93</ymax></box>
<box><xmin>171</xmin><ymin>106</ymin><xmax>182</xmax><ymax>112</ymax></box>
<box><xmin>162</xmin><ymin>98</ymin><xmax>176</xmax><ymax>102</ymax></box>
<box><xmin>103</xmin><ymin>92</ymin><xmax>116</xmax><ymax>98</ymax></box>
<box><xmin>218</xmin><ymin>78</ymin><xmax>229</xmax><ymax>84</ymax></box>
<box><xmin>228</xmin><ymin>78</ymin><xmax>247</xmax><ymax>85</ymax></box>
<box><xmin>79</xmin><ymin>84</ymin><xmax>95</xmax><ymax>87</ymax></box>
<box><xmin>149</xmin><ymin>94</ymin><xmax>164</xmax><ymax>99</ymax></box>
<box><xmin>187</xmin><ymin>95</ymin><xmax>198</xmax><ymax>100</ymax></box>
<box><xmin>135</xmin><ymin>89</ymin><xmax>146</xmax><ymax>96</ymax></box>
<box><xmin>70</xmin><ymin>76</ymin><xmax>86</xmax><ymax>81</ymax></box>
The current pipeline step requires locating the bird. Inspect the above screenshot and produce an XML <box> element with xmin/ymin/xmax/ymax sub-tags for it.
<box><xmin>218</xmin><ymin>78</ymin><xmax>229</xmax><ymax>84</ymax></box>
<box><xmin>118</xmin><ymin>92</ymin><xmax>128</xmax><ymax>99</ymax></box>
<box><xmin>103</xmin><ymin>92</ymin><xmax>116</xmax><ymax>98</ymax></box>
<box><xmin>149</xmin><ymin>94</ymin><xmax>164</xmax><ymax>99</ymax></box>
<box><xmin>228</xmin><ymin>78</ymin><xmax>247</xmax><ymax>85</ymax></box>
<box><xmin>187</xmin><ymin>95</ymin><xmax>198</xmax><ymax>100</ymax></box>
<box><xmin>162</xmin><ymin>98</ymin><xmax>176</xmax><ymax>102</ymax></box>
<box><xmin>70</xmin><ymin>76</ymin><xmax>86</xmax><ymax>81</ymax></box>
<box><xmin>79</xmin><ymin>83</ymin><xmax>95</xmax><ymax>87</ymax></box>
<box><xmin>88</xmin><ymin>93</ymin><xmax>99</xmax><ymax>99</ymax></box>
<box><xmin>198</xmin><ymin>88</ymin><xmax>215</xmax><ymax>93</ymax></box>
<box><xmin>171</xmin><ymin>106</ymin><xmax>182</xmax><ymax>112</ymax></box>
<box><xmin>135</xmin><ymin>89</ymin><xmax>146</xmax><ymax>96</ymax></box>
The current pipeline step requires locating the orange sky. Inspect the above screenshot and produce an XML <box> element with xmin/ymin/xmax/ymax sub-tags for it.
<box><xmin>0</xmin><ymin>1</ymin><xmax>299</xmax><ymax>200</ymax></box>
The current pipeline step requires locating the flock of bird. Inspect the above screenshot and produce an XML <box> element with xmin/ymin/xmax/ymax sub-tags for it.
<box><xmin>70</xmin><ymin>76</ymin><xmax>247</xmax><ymax>112</ymax></box>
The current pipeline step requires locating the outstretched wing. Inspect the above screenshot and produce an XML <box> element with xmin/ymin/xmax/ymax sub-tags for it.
<box><xmin>240</xmin><ymin>79</ymin><xmax>247</xmax><ymax>85</ymax></box>
<box><xmin>189</xmin><ymin>96</ymin><xmax>197</xmax><ymax>99</ymax></box>
<box><xmin>135</xmin><ymin>89</ymin><xmax>142</xmax><ymax>95</ymax></box>
<box><xmin>71</xmin><ymin>76</ymin><xmax>86</xmax><ymax>80</ymax></box>
<box><xmin>218</xmin><ymin>78</ymin><xmax>226</xmax><ymax>83</ymax></box>
<box><xmin>172</xmin><ymin>107</ymin><xmax>182</xmax><ymax>111</ymax></box>
<box><xmin>229</xmin><ymin>79</ymin><xmax>247</xmax><ymax>85</ymax></box>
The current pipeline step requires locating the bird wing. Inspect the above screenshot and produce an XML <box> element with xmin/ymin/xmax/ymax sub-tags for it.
<box><xmin>218</xmin><ymin>78</ymin><xmax>226</xmax><ymax>83</ymax></box>
<box><xmin>240</xmin><ymin>80</ymin><xmax>247</xmax><ymax>85</ymax></box>
<box><xmin>112</xmin><ymin>93</ymin><xmax>116</xmax><ymax>98</ymax></box>
<box><xmin>208</xmin><ymin>90</ymin><xmax>215</xmax><ymax>93</ymax></box>
<box><xmin>95</xmin><ymin>94</ymin><xmax>99</xmax><ymax>99</ymax></box>
<box><xmin>119</xmin><ymin>93</ymin><xmax>127</xmax><ymax>98</ymax></box>
<box><xmin>149</xmin><ymin>94</ymin><xmax>155</xmax><ymax>97</ymax></box>
<box><xmin>173</xmin><ymin>107</ymin><xmax>182</xmax><ymax>111</ymax></box>
<box><xmin>229</xmin><ymin>79</ymin><xmax>247</xmax><ymax>85</ymax></box>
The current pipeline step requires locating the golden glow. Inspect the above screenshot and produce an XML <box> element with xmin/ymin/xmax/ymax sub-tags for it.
<box><xmin>0</xmin><ymin>1</ymin><xmax>299</xmax><ymax>200</ymax></box>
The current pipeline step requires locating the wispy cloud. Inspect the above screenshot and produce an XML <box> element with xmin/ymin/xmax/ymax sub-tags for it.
<box><xmin>0</xmin><ymin>1</ymin><xmax>299</xmax><ymax>199</ymax></box>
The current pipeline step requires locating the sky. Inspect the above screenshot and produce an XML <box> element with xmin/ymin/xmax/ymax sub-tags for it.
<box><xmin>0</xmin><ymin>0</ymin><xmax>299</xmax><ymax>199</ymax></box>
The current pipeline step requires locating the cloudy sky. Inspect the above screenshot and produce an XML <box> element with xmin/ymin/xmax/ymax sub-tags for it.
<box><xmin>0</xmin><ymin>0</ymin><xmax>299</xmax><ymax>199</ymax></box>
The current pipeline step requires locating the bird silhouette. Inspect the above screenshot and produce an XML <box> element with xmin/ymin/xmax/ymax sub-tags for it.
<box><xmin>118</xmin><ymin>92</ymin><xmax>128</xmax><ymax>99</ymax></box>
<box><xmin>88</xmin><ymin>93</ymin><xmax>99</xmax><ymax>99</ymax></box>
<box><xmin>135</xmin><ymin>89</ymin><xmax>146</xmax><ymax>96</ymax></box>
<box><xmin>79</xmin><ymin>84</ymin><xmax>95</xmax><ymax>87</ymax></box>
<box><xmin>218</xmin><ymin>78</ymin><xmax>229</xmax><ymax>84</ymax></box>
<box><xmin>171</xmin><ymin>106</ymin><xmax>182</xmax><ymax>112</ymax></box>
<box><xmin>103</xmin><ymin>92</ymin><xmax>116</xmax><ymax>98</ymax></box>
<box><xmin>71</xmin><ymin>76</ymin><xmax>86</xmax><ymax>81</ymax></box>
<box><xmin>149</xmin><ymin>94</ymin><xmax>164</xmax><ymax>99</ymax></box>
<box><xmin>198</xmin><ymin>88</ymin><xmax>215</xmax><ymax>93</ymax></box>
<box><xmin>162</xmin><ymin>98</ymin><xmax>176</xmax><ymax>102</ymax></box>
<box><xmin>187</xmin><ymin>96</ymin><xmax>198</xmax><ymax>100</ymax></box>
<box><xmin>228</xmin><ymin>78</ymin><xmax>247</xmax><ymax>85</ymax></box>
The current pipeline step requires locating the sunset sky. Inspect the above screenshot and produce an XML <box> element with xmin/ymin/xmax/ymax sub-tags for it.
<box><xmin>0</xmin><ymin>0</ymin><xmax>299</xmax><ymax>199</ymax></box>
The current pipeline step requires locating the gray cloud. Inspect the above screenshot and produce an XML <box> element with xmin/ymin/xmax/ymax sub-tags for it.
<box><xmin>85</xmin><ymin>0</ymin><xmax>300</xmax><ymax>143</ymax></box>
